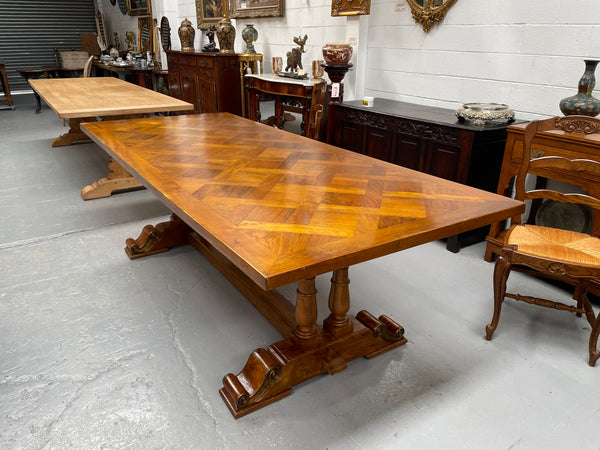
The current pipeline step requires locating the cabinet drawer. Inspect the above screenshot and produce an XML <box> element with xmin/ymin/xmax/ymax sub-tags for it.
<box><xmin>179</xmin><ymin>54</ymin><xmax>198</xmax><ymax>66</ymax></box>
<box><xmin>196</xmin><ymin>58</ymin><xmax>214</xmax><ymax>69</ymax></box>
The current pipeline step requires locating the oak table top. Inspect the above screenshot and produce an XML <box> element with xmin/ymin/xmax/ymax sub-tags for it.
<box><xmin>28</xmin><ymin>77</ymin><xmax>192</xmax><ymax>118</ymax></box>
<box><xmin>81</xmin><ymin>113</ymin><xmax>524</xmax><ymax>418</ymax></box>
<box><xmin>82</xmin><ymin>112</ymin><xmax>523</xmax><ymax>290</ymax></box>
<box><xmin>29</xmin><ymin>77</ymin><xmax>193</xmax><ymax>200</ymax></box>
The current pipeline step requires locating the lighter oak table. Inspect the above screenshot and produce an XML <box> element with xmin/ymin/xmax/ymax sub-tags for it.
<box><xmin>28</xmin><ymin>77</ymin><xmax>193</xmax><ymax>200</ymax></box>
<box><xmin>81</xmin><ymin>113</ymin><xmax>524</xmax><ymax>418</ymax></box>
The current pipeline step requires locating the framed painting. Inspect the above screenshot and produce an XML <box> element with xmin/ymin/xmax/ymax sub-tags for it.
<box><xmin>126</xmin><ymin>0</ymin><xmax>151</xmax><ymax>16</ymax></box>
<box><xmin>331</xmin><ymin>0</ymin><xmax>370</xmax><ymax>16</ymax></box>
<box><xmin>230</xmin><ymin>0</ymin><xmax>284</xmax><ymax>19</ymax></box>
<box><xmin>196</xmin><ymin>0</ymin><xmax>225</xmax><ymax>29</ymax></box>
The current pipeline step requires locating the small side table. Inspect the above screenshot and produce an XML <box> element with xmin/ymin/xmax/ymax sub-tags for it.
<box><xmin>18</xmin><ymin>69</ymin><xmax>47</xmax><ymax>113</ymax></box>
<box><xmin>0</xmin><ymin>59</ymin><xmax>14</xmax><ymax>110</ymax></box>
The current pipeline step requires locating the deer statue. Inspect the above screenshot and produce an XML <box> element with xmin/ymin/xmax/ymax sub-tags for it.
<box><xmin>285</xmin><ymin>34</ymin><xmax>308</xmax><ymax>72</ymax></box>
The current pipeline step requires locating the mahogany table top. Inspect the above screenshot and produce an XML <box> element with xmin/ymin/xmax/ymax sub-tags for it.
<box><xmin>82</xmin><ymin>113</ymin><xmax>524</xmax><ymax>290</ymax></box>
<box><xmin>28</xmin><ymin>77</ymin><xmax>193</xmax><ymax>119</ymax></box>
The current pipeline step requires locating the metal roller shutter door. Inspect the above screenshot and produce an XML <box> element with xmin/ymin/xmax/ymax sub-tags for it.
<box><xmin>0</xmin><ymin>0</ymin><xmax>96</xmax><ymax>92</ymax></box>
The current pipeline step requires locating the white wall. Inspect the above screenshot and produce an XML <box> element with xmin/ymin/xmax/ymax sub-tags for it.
<box><xmin>99</xmin><ymin>0</ymin><xmax>600</xmax><ymax>120</ymax></box>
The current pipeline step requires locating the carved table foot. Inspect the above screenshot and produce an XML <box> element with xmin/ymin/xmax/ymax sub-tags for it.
<box><xmin>81</xmin><ymin>157</ymin><xmax>143</xmax><ymax>200</ymax></box>
<box><xmin>219</xmin><ymin>269</ymin><xmax>407</xmax><ymax>418</ymax></box>
<box><xmin>125</xmin><ymin>214</ymin><xmax>191</xmax><ymax>259</ymax></box>
<box><xmin>51</xmin><ymin>117</ymin><xmax>94</xmax><ymax>147</ymax></box>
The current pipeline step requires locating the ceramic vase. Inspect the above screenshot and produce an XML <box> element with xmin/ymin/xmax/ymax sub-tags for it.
<box><xmin>312</xmin><ymin>59</ymin><xmax>325</xmax><ymax>80</ymax></box>
<box><xmin>559</xmin><ymin>59</ymin><xmax>600</xmax><ymax>117</ymax></box>
<box><xmin>322</xmin><ymin>43</ymin><xmax>353</xmax><ymax>65</ymax></box>
<box><xmin>216</xmin><ymin>15</ymin><xmax>235</xmax><ymax>54</ymax></box>
<box><xmin>241</xmin><ymin>24</ymin><xmax>258</xmax><ymax>55</ymax></box>
<box><xmin>272</xmin><ymin>56</ymin><xmax>283</xmax><ymax>74</ymax></box>
<box><xmin>178</xmin><ymin>18</ymin><xmax>195</xmax><ymax>52</ymax></box>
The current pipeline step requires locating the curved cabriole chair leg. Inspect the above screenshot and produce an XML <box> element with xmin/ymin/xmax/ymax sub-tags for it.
<box><xmin>486</xmin><ymin>255</ymin><xmax>511</xmax><ymax>340</ymax></box>
<box><xmin>589</xmin><ymin>316</ymin><xmax>600</xmax><ymax>367</ymax></box>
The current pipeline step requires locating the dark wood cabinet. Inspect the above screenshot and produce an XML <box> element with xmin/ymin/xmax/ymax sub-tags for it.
<box><xmin>327</xmin><ymin>98</ymin><xmax>520</xmax><ymax>251</ymax></box>
<box><xmin>166</xmin><ymin>50</ymin><xmax>242</xmax><ymax>115</ymax></box>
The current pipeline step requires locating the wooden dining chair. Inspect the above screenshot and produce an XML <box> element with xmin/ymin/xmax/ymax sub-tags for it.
<box><xmin>305</xmin><ymin>81</ymin><xmax>327</xmax><ymax>141</ymax></box>
<box><xmin>485</xmin><ymin>117</ymin><xmax>600</xmax><ymax>366</ymax></box>
<box><xmin>83</xmin><ymin>55</ymin><xmax>95</xmax><ymax>78</ymax></box>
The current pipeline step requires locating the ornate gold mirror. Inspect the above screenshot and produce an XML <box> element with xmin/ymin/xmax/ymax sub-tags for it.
<box><xmin>407</xmin><ymin>0</ymin><xmax>457</xmax><ymax>32</ymax></box>
<box><xmin>138</xmin><ymin>17</ymin><xmax>153</xmax><ymax>53</ymax></box>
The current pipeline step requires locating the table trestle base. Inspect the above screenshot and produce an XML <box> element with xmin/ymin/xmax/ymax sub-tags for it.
<box><xmin>125</xmin><ymin>215</ymin><xmax>408</xmax><ymax>418</ymax></box>
<box><xmin>220</xmin><ymin>314</ymin><xmax>407</xmax><ymax>418</ymax></box>
<box><xmin>50</xmin><ymin>114</ymin><xmax>146</xmax><ymax>200</ymax></box>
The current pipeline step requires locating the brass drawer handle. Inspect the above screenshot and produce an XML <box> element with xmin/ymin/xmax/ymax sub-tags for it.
<box><xmin>530</xmin><ymin>149</ymin><xmax>544</xmax><ymax>159</ymax></box>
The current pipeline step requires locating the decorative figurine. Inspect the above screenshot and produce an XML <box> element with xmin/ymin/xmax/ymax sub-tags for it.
<box><xmin>285</xmin><ymin>34</ymin><xmax>308</xmax><ymax>72</ymax></box>
<box><xmin>114</xmin><ymin>32</ymin><xmax>121</xmax><ymax>51</ymax></box>
<box><xmin>125</xmin><ymin>31</ymin><xmax>136</xmax><ymax>53</ymax></box>
<box><xmin>202</xmin><ymin>27</ymin><xmax>219</xmax><ymax>52</ymax></box>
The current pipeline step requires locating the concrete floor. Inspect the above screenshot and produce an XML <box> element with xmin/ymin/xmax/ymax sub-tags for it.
<box><xmin>1</xmin><ymin>95</ymin><xmax>599</xmax><ymax>449</ymax></box>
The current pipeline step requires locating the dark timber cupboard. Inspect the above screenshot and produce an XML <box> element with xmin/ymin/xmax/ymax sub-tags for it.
<box><xmin>327</xmin><ymin>98</ymin><xmax>518</xmax><ymax>252</ymax></box>
<box><xmin>166</xmin><ymin>50</ymin><xmax>242</xmax><ymax>115</ymax></box>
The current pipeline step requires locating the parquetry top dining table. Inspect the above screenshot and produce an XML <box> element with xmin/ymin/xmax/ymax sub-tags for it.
<box><xmin>29</xmin><ymin>77</ymin><xmax>193</xmax><ymax>199</ymax></box>
<box><xmin>81</xmin><ymin>113</ymin><xmax>524</xmax><ymax>418</ymax></box>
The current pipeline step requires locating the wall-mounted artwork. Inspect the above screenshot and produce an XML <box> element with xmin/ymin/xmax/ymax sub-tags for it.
<box><xmin>196</xmin><ymin>0</ymin><xmax>224</xmax><ymax>29</ymax></box>
<box><xmin>127</xmin><ymin>0</ymin><xmax>151</xmax><ymax>16</ymax></box>
<box><xmin>230</xmin><ymin>0</ymin><xmax>284</xmax><ymax>19</ymax></box>
<box><xmin>331</xmin><ymin>0</ymin><xmax>371</xmax><ymax>16</ymax></box>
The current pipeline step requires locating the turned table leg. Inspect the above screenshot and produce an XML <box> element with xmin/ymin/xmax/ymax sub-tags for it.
<box><xmin>324</xmin><ymin>268</ymin><xmax>353</xmax><ymax>338</ymax></box>
<box><xmin>291</xmin><ymin>277</ymin><xmax>320</xmax><ymax>347</ymax></box>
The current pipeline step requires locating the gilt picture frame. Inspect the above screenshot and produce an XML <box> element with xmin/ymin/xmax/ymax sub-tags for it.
<box><xmin>126</xmin><ymin>0</ymin><xmax>151</xmax><ymax>16</ymax></box>
<box><xmin>230</xmin><ymin>0</ymin><xmax>284</xmax><ymax>19</ymax></box>
<box><xmin>331</xmin><ymin>0</ymin><xmax>371</xmax><ymax>16</ymax></box>
<box><xmin>196</xmin><ymin>0</ymin><xmax>225</xmax><ymax>29</ymax></box>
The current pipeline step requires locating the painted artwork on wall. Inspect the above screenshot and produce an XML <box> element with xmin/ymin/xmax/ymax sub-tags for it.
<box><xmin>230</xmin><ymin>0</ymin><xmax>284</xmax><ymax>19</ymax></box>
<box><xmin>196</xmin><ymin>0</ymin><xmax>224</xmax><ymax>29</ymax></box>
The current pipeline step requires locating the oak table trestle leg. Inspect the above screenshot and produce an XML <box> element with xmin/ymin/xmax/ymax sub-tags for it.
<box><xmin>219</xmin><ymin>269</ymin><xmax>407</xmax><ymax>418</ymax></box>
<box><xmin>125</xmin><ymin>214</ymin><xmax>190</xmax><ymax>259</ymax></box>
<box><xmin>51</xmin><ymin>117</ymin><xmax>94</xmax><ymax>147</ymax></box>
<box><xmin>50</xmin><ymin>114</ymin><xmax>145</xmax><ymax>200</ymax></box>
<box><xmin>125</xmin><ymin>218</ymin><xmax>408</xmax><ymax>419</ymax></box>
<box><xmin>81</xmin><ymin>157</ymin><xmax>143</xmax><ymax>200</ymax></box>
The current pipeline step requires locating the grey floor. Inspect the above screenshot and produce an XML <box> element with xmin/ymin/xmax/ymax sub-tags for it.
<box><xmin>1</xmin><ymin>95</ymin><xmax>599</xmax><ymax>450</ymax></box>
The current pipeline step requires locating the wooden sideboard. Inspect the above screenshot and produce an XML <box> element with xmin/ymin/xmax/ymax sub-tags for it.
<box><xmin>327</xmin><ymin>99</ymin><xmax>519</xmax><ymax>252</ymax></box>
<box><xmin>484</xmin><ymin>121</ymin><xmax>600</xmax><ymax>262</ymax></box>
<box><xmin>166</xmin><ymin>50</ymin><xmax>242</xmax><ymax>115</ymax></box>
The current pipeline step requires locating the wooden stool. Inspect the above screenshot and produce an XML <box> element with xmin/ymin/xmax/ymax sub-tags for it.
<box><xmin>0</xmin><ymin>59</ymin><xmax>15</xmax><ymax>110</ymax></box>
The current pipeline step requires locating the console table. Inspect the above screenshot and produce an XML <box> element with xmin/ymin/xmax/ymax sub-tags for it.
<box><xmin>327</xmin><ymin>98</ymin><xmax>520</xmax><ymax>252</ymax></box>
<box><xmin>245</xmin><ymin>73</ymin><xmax>326</xmax><ymax>137</ymax></box>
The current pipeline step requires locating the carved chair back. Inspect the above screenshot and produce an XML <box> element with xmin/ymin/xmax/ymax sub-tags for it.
<box><xmin>305</xmin><ymin>81</ymin><xmax>327</xmax><ymax>141</ymax></box>
<box><xmin>486</xmin><ymin>116</ymin><xmax>600</xmax><ymax>366</ymax></box>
